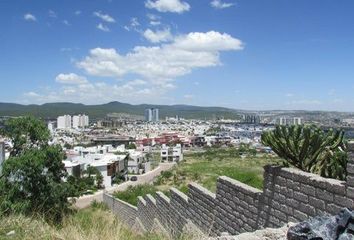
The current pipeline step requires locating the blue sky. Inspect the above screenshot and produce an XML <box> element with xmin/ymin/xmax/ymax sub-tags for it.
<box><xmin>1</xmin><ymin>0</ymin><xmax>354</xmax><ymax>111</ymax></box>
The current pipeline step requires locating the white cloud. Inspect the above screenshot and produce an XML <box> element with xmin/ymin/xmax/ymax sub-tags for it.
<box><xmin>26</xmin><ymin>31</ymin><xmax>243</xmax><ymax>104</ymax></box>
<box><xmin>131</xmin><ymin>17</ymin><xmax>140</xmax><ymax>27</ymax></box>
<box><xmin>285</xmin><ymin>93</ymin><xmax>294</xmax><ymax>97</ymax></box>
<box><xmin>124</xmin><ymin>17</ymin><xmax>140</xmax><ymax>31</ymax></box>
<box><xmin>146</xmin><ymin>13</ymin><xmax>161</xmax><ymax>25</ymax></box>
<box><xmin>48</xmin><ymin>10</ymin><xmax>57</xmax><ymax>18</ymax></box>
<box><xmin>77</xmin><ymin>31</ymin><xmax>243</xmax><ymax>82</ymax></box>
<box><xmin>173</xmin><ymin>31</ymin><xmax>243</xmax><ymax>51</ymax></box>
<box><xmin>210</xmin><ymin>0</ymin><xmax>235</xmax><ymax>9</ymax></box>
<box><xmin>24</xmin><ymin>80</ymin><xmax>173</xmax><ymax>104</ymax></box>
<box><xmin>63</xmin><ymin>20</ymin><xmax>70</xmax><ymax>26</ymax></box>
<box><xmin>143</xmin><ymin>28</ymin><xmax>173</xmax><ymax>43</ymax></box>
<box><xmin>145</xmin><ymin>0</ymin><xmax>190</xmax><ymax>13</ymax></box>
<box><xmin>147</xmin><ymin>13</ymin><xmax>160</xmax><ymax>21</ymax></box>
<box><xmin>150</xmin><ymin>21</ymin><xmax>161</xmax><ymax>26</ymax></box>
<box><xmin>75</xmin><ymin>10</ymin><xmax>82</xmax><ymax>15</ymax></box>
<box><xmin>77</xmin><ymin>31</ymin><xmax>243</xmax><ymax>84</ymax></box>
<box><xmin>93</xmin><ymin>11</ymin><xmax>116</xmax><ymax>23</ymax></box>
<box><xmin>97</xmin><ymin>23</ymin><xmax>110</xmax><ymax>32</ymax></box>
<box><xmin>25</xmin><ymin>91</ymin><xmax>40</xmax><ymax>97</ymax></box>
<box><xmin>24</xmin><ymin>13</ymin><xmax>37</xmax><ymax>22</ymax></box>
<box><xmin>55</xmin><ymin>73</ymin><xmax>88</xmax><ymax>84</ymax></box>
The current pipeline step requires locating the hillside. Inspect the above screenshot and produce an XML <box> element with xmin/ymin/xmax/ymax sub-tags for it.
<box><xmin>0</xmin><ymin>101</ymin><xmax>242</xmax><ymax>120</ymax></box>
<box><xmin>0</xmin><ymin>205</ymin><xmax>167</xmax><ymax>240</ymax></box>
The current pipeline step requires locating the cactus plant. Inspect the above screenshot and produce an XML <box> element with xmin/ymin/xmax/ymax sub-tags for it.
<box><xmin>261</xmin><ymin>125</ymin><xmax>347</xmax><ymax>180</ymax></box>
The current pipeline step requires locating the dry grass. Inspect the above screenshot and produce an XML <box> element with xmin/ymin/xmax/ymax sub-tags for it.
<box><xmin>0</xmin><ymin>207</ymin><xmax>166</xmax><ymax>240</ymax></box>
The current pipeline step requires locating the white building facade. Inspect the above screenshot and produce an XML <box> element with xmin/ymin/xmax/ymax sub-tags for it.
<box><xmin>145</xmin><ymin>108</ymin><xmax>159</xmax><ymax>122</ymax></box>
<box><xmin>161</xmin><ymin>144</ymin><xmax>183</xmax><ymax>162</ymax></box>
<box><xmin>73</xmin><ymin>114</ymin><xmax>89</xmax><ymax>128</ymax></box>
<box><xmin>57</xmin><ymin>115</ymin><xmax>72</xmax><ymax>129</ymax></box>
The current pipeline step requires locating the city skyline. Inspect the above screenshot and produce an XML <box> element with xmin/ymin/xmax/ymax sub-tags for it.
<box><xmin>1</xmin><ymin>0</ymin><xmax>354</xmax><ymax>111</ymax></box>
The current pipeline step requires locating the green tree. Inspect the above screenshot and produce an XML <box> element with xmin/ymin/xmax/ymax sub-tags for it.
<box><xmin>261</xmin><ymin>125</ymin><xmax>347</xmax><ymax>180</ymax></box>
<box><xmin>0</xmin><ymin>116</ymin><xmax>77</xmax><ymax>223</ymax></box>
<box><xmin>83</xmin><ymin>166</ymin><xmax>103</xmax><ymax>189</ymax></box>
<box><xmin>1</xmin><ymin>116</ymin><xmax>50</xmax><ymax>157</ymax></box>
<box><xmin>127</xmin><ymin>143</ymin><xmax>136</xmax><ymax>149</ymax></box>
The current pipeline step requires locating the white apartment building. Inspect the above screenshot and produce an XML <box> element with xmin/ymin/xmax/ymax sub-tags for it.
<box><xmin>161</xmin><ymin>144</ymin><xmax>183</xmax><ymax>162</ymax></box>
<box><xmin>57</xmin><ymin>115</ymin><xmax>72</xmax><ymax>129</ymax></box>
<box><xmin>73</xmin><ymin>114</ymin><xmax>89</xmax><ymax>128</ymax></box>
<box><xmin>145</xmin><ymin>108</ymin><xmax>159</xmax><ymax>122</ymax></box>
<box><xmin>293</xmin><ymin>117</ymin><xmax>302</xmax><ymax>125</ymax></box>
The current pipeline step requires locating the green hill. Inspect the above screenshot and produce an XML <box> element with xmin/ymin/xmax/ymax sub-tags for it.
<box><xmin>0</xmin><ymin>101</ymin><xmax>242</xmax><ymax>120</ymax></box>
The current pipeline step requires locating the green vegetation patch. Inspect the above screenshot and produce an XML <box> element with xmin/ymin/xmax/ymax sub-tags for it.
<box><xmin>114</xmin><ymin>148</ymin><xmax>281</xmax><ymax>205</ymax></box>
<box><xmin>114</xmin><ymin>184</ymin><xmax>160</xmax><ymax>206</ymax></box>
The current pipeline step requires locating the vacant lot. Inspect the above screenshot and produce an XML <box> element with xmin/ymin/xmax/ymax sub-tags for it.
<box><xmin>115</xmin><ymin>147</ymin><xmax>281</xmax><ymax>205</ymax></box>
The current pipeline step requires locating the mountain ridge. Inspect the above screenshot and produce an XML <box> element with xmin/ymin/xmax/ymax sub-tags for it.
<box><xmin>0</xmin><ymin>101</ymin><xmax>242</xmax><ymax>119</ymax></box>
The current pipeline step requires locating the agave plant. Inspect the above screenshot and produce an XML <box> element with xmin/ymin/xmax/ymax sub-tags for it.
<box><xmin>261</xmin><ymin>125</ymin><xmax>347</xmax><ymax>180</ymax></box>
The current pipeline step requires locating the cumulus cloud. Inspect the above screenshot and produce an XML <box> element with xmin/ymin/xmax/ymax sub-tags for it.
<box><xmin>145</xmin><ymin>0</ymin><xmax>190</xmax><ymax>13</ymax></box>
<box><xmin>55</xmin><ymin>73</ymin><xmax>88</xmax><ymax>84</ymax></box>
<box><xmin>77</xmin><ymin>31</ymin><xmax>243</xmax><ymax>83</ymax></box>
<box><xmin>210</xmin><ymin>0</ymin><xmax>235</xmax><ymax>9</ymax></box>
<box><xmin>93</xmin><ymin>11</ymin><xmax>115</xmax><ymax>23</ymax></box>
<box><xmin>143</xmin><ymin>28</ymin><xmax>173</xmax><ymax>43</ymax></box>
<box><xmin>25</xmin><ymin>31</ymin><xmax>243</xmax><ymax>104</ymax></box>
<box><xmin>172</xmin><ymin>31</ymin><xmax>243</xmax><ymax>51</ymax></box>
<box><xmin>97</xmin><ymin>23</ymin><xmax>110</xmax><ymax>32</ymax></box>
<box><xmin>24</xmin><ymin>13</ymin><xmax>37</xmax><ymax>22</ymax></box>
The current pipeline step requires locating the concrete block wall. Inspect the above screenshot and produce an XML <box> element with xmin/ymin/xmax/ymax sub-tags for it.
<box><xmin>212</xmin><ymin>176</ymin><xmax>262</xmax><ymax>235</ymax></box>
<box><xmin>103</xmin><ymin>143</ymin><xmax>354</xmax><ymax>238</ymax></box>
<box><xmin>346</xmin><ymin>142</ymin><xmax>354</xmax><ymax>200</ymax></box>
<box><xmin>188</xmin><ymin>183</ymin><xmax>216</xmax><ymax>235</ymax></box>
<box><xmin>103</xmin><ymin>193</ymin><xmax>137</xmax><ymax>226</ymax></box>
<box><xmin>169</xmin><ymin>188</ymin><xmax>189</xmax><ymax>236</ymax></box>
<box><xmin>261</xmin><ymin>165</ymin><xmax>350</xmax><ymax>229</ymax></box>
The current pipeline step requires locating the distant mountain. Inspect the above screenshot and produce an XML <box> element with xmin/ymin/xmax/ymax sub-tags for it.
<box><xmin>0</xmin><ymin>101</ymin><xmax>242</xmax><ymax>120</ymax></box>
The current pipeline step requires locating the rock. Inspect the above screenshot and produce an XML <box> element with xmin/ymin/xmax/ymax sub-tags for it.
<box><xmin>287</xmin><ymin>208</ymin><xmax>354</xmax><ymax>240</ymax></box>
<box><xmin>207</xmin><ymin>224</ymin><xmax>293</xmax><ymax>240</ymax></box>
